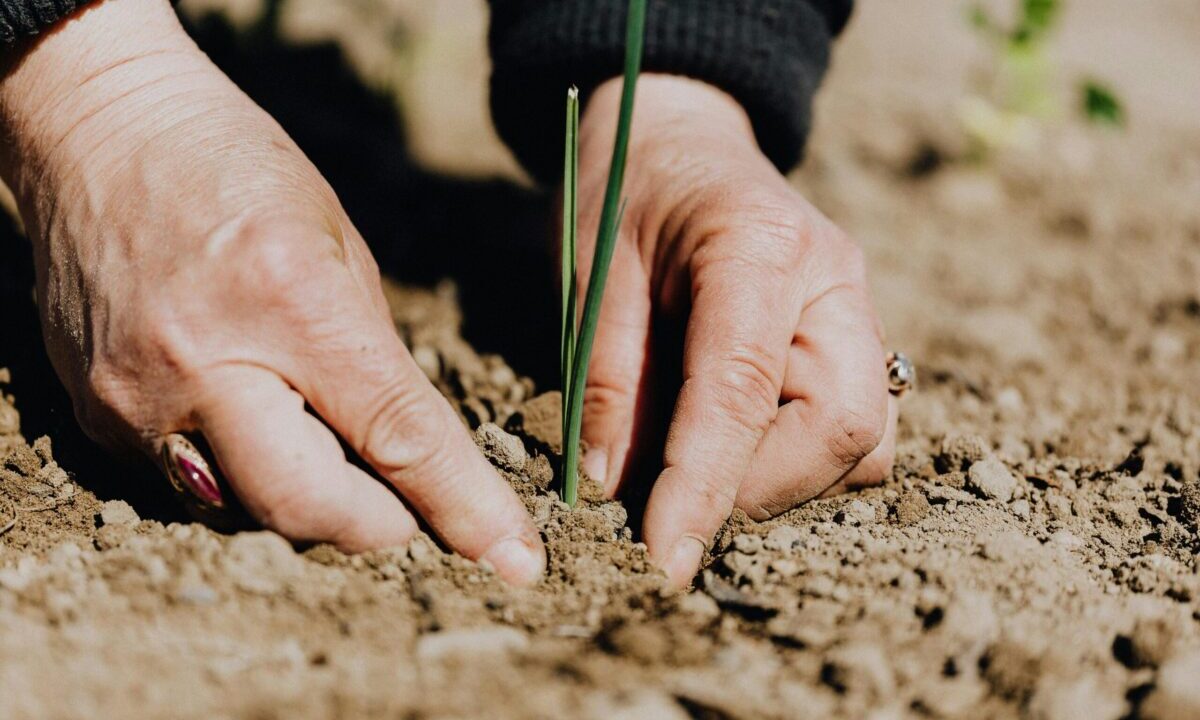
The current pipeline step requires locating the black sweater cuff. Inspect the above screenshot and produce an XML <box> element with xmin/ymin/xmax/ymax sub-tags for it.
<box><xmin>0</xmin><ymin>0</ymin><xmax>83</xmax><ymax>43</ymax></box>
<box><xmin>488</xmin><ymin>0</ymin><xmax>852</xmax><ymax>184</ymax></box>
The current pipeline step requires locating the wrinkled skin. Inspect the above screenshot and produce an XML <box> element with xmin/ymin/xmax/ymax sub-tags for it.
<box><xmin>577</xmin><ymin>77</ymin><xmax>896</xmax><ymax>587</ymax></box>
<box><xmin>0</xmin><ymin>0</ymin><xmax>894</xmax><ymax>590</ymax></box>
<box><xmin>0</xmin><ymin>0</ymin><xmax>545</xmax><ymax>584</ymax></box>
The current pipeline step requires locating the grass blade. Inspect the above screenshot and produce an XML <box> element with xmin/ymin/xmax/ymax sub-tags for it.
<box><xmin>561</xmin><ymin>87</ymin><xmax>580</xmax><ymax>444</ymax></box>
<box><xmin>562</xmin><ymin>0</ymin><xmax>646</xmax><ymax>506</ymax></box>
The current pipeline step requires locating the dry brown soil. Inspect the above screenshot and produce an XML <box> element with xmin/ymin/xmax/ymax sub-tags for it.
<box><xmin>2</xmin><ymin>1</ymin><xmax>1200</xmax><ymax>718</ymax></box>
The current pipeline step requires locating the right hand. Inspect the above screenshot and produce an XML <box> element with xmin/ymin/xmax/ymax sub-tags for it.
<box><xmin>0</xmin><ymin>0</ymin><xmax>545</xmax><ymax>584</ymax></box>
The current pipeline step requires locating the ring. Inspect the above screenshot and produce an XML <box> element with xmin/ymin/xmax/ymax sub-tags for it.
<box><xmin>886</xmin><ymin>351</ymin><xmax>916</xmax><ymax>397</ymax></box>
<box><xmin>162</xmin><ymin>433</ymin><xmax>225</xmax><ymax>509</ymax></box>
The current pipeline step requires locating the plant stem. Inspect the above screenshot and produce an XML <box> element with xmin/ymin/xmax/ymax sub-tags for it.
<box><xmin>560</xmin><ymin>87</ymin><xmax>580</xmax><ymax>448</ymax></box>
<box><xmin>561</xmin><ymin>0</ymin><xmax>646</xmax><ymax>506</ymax></box>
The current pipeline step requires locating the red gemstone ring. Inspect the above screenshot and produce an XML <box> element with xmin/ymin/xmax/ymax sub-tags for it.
<box><xmin>161</xmin><ymin>433</ymin><xmax>225</xmax><ymax>509</ymax></box>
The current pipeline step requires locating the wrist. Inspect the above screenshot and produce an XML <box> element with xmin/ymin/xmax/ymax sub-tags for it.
<box><xmin>0</xmin><ymin>0</ymin><xmax>198</xmax><ymax>197</ymax></box>
<box><xmin>584</xmin><ymin>74</ymin><xmax>760</xmax><ymax>159</ymax></box>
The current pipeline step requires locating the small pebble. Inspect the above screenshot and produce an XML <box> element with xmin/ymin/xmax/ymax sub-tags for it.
<box><xmin>1123</xmin><ymin>616</ymin><xmax>1178</xmax><ymax>668</ymax></box>
<box><xmin>994</xmin><ymin>387</ymin><xmax>1025</xmax><ymax>417</ymax></box>
<box><xmin>1047</xmin><ymin>530</ymin><xmax>1085</xmax><ymax>550</ymax></box>
<box><xmin>1142</xmin><ymin>649</ymin><xmax>1200</xmax><ymax>719</ymax></box>
<box><xmin>841</xmin><ymin>500</ymin><xmax>877</xmax><ymax>526</ymax></box>
<box><xmin>764</xmin><ymin>525</ymin><xmax>802</xmax><ymax>551</ymax></box>
<box><xmin>968</xmin><ymin>457</ymin><xmax>1018</xmax><ymax>503</ymax></box>
<box><xmin>822</xmin><ymin>642</ymin><xmax>895</xmax><ymax>700</ymax></box>
<box><xmin>732</xmin><ymin>534</ymin><xmax>763</xmax><ymax>554</ymax></box>
<box><xmin>0</xmin><ymin>403</ymin><xmax>18</xmax><ymax>435</ymax></box>
<box><xmin>582</xmin><ymin>689</ymin><xmax>691</xmax><ymax>720</ymax></box>
<box><xmin>26</xmin><ymin>482</ymin><xmax>54</xmax><ymax>497</ymax></box>
<box><xmin>99</xmin><ymin>500</ymin><xmax>140</xmax><ymax>527</ymax></box>
<box><xmin>35</xmin><ymin>463</ymin><xmax>69</xmax><ymax>488</ymax></box>
<box><xmin>488</xmin><ymin>364</ymin><xmax>517</xmax><ymax>390</ymax></box>
<box><xmin>677</xmin><ymin>592</ymin><xmax>721</xmax><ymax>622</ymax></box>
<box><xmin>411</xmin><ymin>346</ymin><xmax>441</xmax><ymax>381</ymax></box>
<box><xmin>1028</xmin><ymin>674</ymin><xmax>1124</xmax><ymax>720</ymax></box>
<box><xmin>222</xmin><ymin>532</ymin><xmax>302</xmax><ymax>595</ymax></box>
<box><xmin>172</xmin><ymin>583</ymin><xmax>219</xmax><ymax>606</ymax></box>
<box><xmin>940</xmin><ymin>434</ymin><xmax>990</xmax><ymax>471</ymax></box>
<box><xmin>416</xmin><ymin>627</ymin><xmax>529</xmax><ymax>662</ymax></box>
<box><xmin>721</xmin><ymin>551</ymin><xmax>757</xmax><ymax>578</ymax></box>
<box><xmin>474</xmin><ymin>423</ymin><xmax>528</xmax><ymax>473</ymax></box>
<box><xmin>524</xmin><ymin>454</ymin><xmax>554</xmax><ymax>488</ymax></box>
<box><xmin>894</xmin><ymin>491</ymin><xmax>931</xmax><ymax>525</ymax></box>
<box><xmin>31</xmin><ymin>436</ymin><xmax>54</xmax><ymax>464</ymax></box>
<box><xmin>769</xmin><ymin>558</ymin><xmax>801</xmax><ymax>577</ymax></box>
<box><xmin>407</xmin><ymin>535</ymin><xmax>439</xmax><ymax>565</ymax></box>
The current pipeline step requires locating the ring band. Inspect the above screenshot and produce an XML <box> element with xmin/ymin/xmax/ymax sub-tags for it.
<box><xmin>162</xmin><ymin>433</ymin><xmax>225</xmax><ymax>509</ymax></box>
<box><xmin>886</xmin><ymin>351</ymin><xmax>916</xmax><ymax>397</ymax></box>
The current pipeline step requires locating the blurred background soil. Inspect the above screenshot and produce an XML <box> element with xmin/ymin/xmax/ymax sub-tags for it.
<box><xmin>2</xmin><ymin>1</ymin><xmax>1199</xmax><ymax>718</ymax></box>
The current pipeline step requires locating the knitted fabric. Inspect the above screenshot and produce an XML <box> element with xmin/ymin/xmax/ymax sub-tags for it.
<box><xmin>488</xmin><ymin>0</ymin><xmax>852</xmax><ymax>182</ymax></box>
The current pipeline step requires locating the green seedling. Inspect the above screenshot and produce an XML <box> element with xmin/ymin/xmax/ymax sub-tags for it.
<box><xmin>964</xmin><ymin>0</ymin><xmax>1125</xmax><ymax>155</ymax></box>
<box><xmin>560</xmin><ymin>0</ymin><xmax>646</xmax><ymax>506</ymax></box>
<box><xmin>1081</xmin><ymin>80</ymin><xmax>1125</xmax><ymax>128</ymax></box>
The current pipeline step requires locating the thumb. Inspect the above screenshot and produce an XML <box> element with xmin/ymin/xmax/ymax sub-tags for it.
<box><xmin>577</xmin><ymin>244</ymin><xmax>653</xmax><ymax>496</ymax></box>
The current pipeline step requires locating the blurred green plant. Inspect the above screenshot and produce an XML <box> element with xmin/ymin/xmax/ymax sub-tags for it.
<box><xmin>963</xmin><ymin>0</ymin><xmax>1125</xmax><ymax>155</ymax></box>
<box><xmin>1081</xmin><ymin>80</ymin><xmax>1125</xmax><ymax>127</ymax></box>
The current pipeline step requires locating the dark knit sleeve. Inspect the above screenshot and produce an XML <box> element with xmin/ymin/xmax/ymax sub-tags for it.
<box><xmin>488</xmin><ymin>0</ymin><xmax>852</xmax><ymax>184</ymax></box>
<box><xmin>0</xmin><ymin>0</ymin><xmax>86</xmax><ymax>43</ymax></box>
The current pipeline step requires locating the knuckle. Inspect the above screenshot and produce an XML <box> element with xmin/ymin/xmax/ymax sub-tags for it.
<box><xmin>582</xmin><ymin>376</ymin><xmax>634</xmax><ymax>419</ymax></box>
<box><xmin>707</xmin><ymin>346</ymin><xmax>781</xmax><ymax>434</ymax></box>
<box><xmin>819</xmin><ymin>402</ymin><xmax>887</xmax><ymax>469</ymax></box>
<box><xmin>127</xmin><ymin>304</ymin><xmax>199</xmax><ymax>377</ymax></box>
<box><xmin>689</xmin><ymin>191</ymin><xmax>813</xmax><ymax>270</ymax></box>
<box><xmin>688</xmin><ymin>472</ymin><xmax>740</xmax><ymax>517</ymax></box>
<box><xmin>228</xmin><ymin>221</ymin><xmax>335</xmax><ymax>310</ymax></box>
<box><xmin>357</xmin><ymin>381</ymin><xmax>452</xmax><ymax>481</ymax></box>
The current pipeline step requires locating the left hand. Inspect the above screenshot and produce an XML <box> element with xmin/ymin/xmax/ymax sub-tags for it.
<box><xmin>575</xmin><ymin>75</ymin><xmax>897</xmax><ymax>589</ymax></box>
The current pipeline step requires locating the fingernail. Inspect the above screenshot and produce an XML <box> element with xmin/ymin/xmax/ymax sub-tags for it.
<box><xmin>662</xmin><ymin>535</ymin><xmax>706</xmax><ymax>590</ymax></box>
<box><xmin>582</xmin><ymin>448</ymin><xmax>609</xmax><ymax>490</ymax></box>
<box><xmin>481</xmin><ymin>535</ymin><xmax>546</xmax><ymax>587</ymax></box>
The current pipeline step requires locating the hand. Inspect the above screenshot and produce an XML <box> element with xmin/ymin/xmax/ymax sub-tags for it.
<box><xmin>576</xmin><ymin>75</ymin><xmax>897</xmax><ymax>589</ymax></box>
<box><xmin>0</xmin><ymin>0</ymin><xmax>544</xmax><ymax>584</ymax></box>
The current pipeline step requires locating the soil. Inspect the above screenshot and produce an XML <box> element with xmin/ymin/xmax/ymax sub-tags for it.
<box><xmin>3</xmin><ymin>1</ymin><xmax>1200</xmax><ymax>718</ymax></box>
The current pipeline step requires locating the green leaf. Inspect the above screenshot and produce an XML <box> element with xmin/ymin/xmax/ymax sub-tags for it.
<box><xmin>1022</xmin><ymin>0</ymin><xmax>1059</xmax><ymax>32</ymax></box>
<box><xmin>561</xmin><ymin>0</ymin><xmax>647</xmax><ymax>507</ymax></box>
<box><xmin>561</xmin><ymin>86</ymin><xmax>580</xmax><ymax>446</ymax></box>
<box><xmin>1081</xmin><ymin>80</ymin><xmax>1125</xmax><ymax>127</ymax></box>
<box><xmin>1012</xmin><ymin>0</ymin><xmax>1059</xmax><ymax>47</ymax></box>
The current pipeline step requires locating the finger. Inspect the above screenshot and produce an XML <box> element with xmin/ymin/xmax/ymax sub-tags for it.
<box><xmin>194</xmin><ymin>365</ymin><xmax>419</xmax><ymax>550</ymax></box>
<box><xmin>290</xmin><ymin>300</ymin><xmax>546</xmax><ymax>586</ymax></box>
<box><xmin>643</xmin><ymin>253</ymin><xmax>799</xmax><ymax>589</ymax></box>
<box><xmin>578</xmin><ymin>245</ymin><xmax>654</xmax><ymax>496</ymax></box>
<box><xmin>835</xmin><ymin>393</ymin><xmax>898</xmax><ymax>491</ymax></box>
<box><xmin>736</xmin><ymin>287</ymin><xmax>889</xmax><ymax>519</ymax></box>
